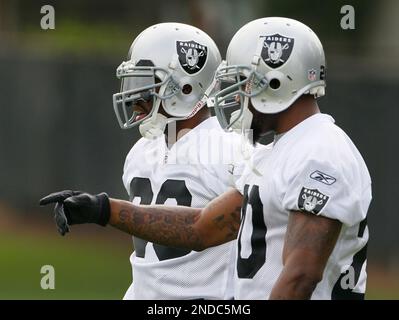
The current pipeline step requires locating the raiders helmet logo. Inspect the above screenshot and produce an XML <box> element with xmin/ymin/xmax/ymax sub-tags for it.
<box><xmin>177</xmin><ymin>40</ymin><xmax>208</xmax><ymax>74</ymax></box>
<box><xmin>261</xmin><ymin>34</ymin><xmax>294</xmax><ymax>68</ymax></box>
<box><xmin>298</xmin><ymin>187</ymin><xmax>329</xmax><ymax>215</ymax></box>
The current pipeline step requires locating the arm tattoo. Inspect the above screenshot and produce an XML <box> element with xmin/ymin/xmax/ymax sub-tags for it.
<box><xmin>111</xmin><ymin>203</ymin><xmax>205</xmax><ymax>251</ymax></box>
<box><xmin>212</xmin><ymin>206</ymin><xmax>241</xmax><ymax>242</ymax></box>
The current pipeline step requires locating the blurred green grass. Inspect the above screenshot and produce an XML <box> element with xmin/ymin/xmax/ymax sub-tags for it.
<box><xmin>365</xmin><ymin>268</ymin><xmax>399</xmax><ymax>300</ymax></box>
<box><xmin>0</xmin><ymin>230</ymin><xmax>132</xmax><ymax>299</ymax></box>
<box><xmin>366</xmin><ymin>288</ymin><xmax>399</xmax><ymax>300</ymax></box>
<box><xmin>0</xmin><ymin>217</ymin><xmax>398</xmax><ymax>300</ymax></box>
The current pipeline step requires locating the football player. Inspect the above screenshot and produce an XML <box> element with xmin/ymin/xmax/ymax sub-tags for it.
<box><xmin>41</xmin><ymin>22</ymin><xmax>248</xmax><ymax>300</ymax></box>
<box><xmin>40</xmin><ymin>18</ymin><xmax>372</xmax><ymax>299</ymax></box>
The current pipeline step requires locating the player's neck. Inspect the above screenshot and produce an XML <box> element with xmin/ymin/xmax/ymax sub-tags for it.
<box><xmin>165</xmin><ymin>107</ymin><xmax>211</xmax><ymax>148</ymax></box>
<box><xmin>274</xmin><ymin>95</ymin><xmax>320</xmax><ymax>134</ymax></box>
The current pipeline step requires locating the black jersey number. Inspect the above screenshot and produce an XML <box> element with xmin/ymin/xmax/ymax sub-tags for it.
<box><xmin>129</xmin><ymin>177</ymin><xmax>192</xmax><ymax>261</ymax></box>
<box><xmin>331</xmin><ymin>218</ymin><xmax>368</xmax><ymax>300</ymax></box>
<box><xmin>129</xmin><ymin>177</ymin><xmax>153</xmax><ymax>258</ymax></box>
<box><xmin>237</xmin><ymin>184</ymin><xmax>267</xmax><ymax>279</ymax></box>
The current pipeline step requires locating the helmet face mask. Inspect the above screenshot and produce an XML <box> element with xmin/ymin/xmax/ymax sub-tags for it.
<box><xmin>113</xmin><ymin>60</ymin><xmax>180</xmax><ymax>130</ymax></box>
<box><xmin>213</xmin><ymin>63</ymin><xmax>268</xmax><ymax>131</ymax></box>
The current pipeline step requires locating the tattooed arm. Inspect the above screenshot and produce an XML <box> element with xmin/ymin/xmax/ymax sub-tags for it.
<box><xmin>108</xmin><ymin>188</ymin><xmax>243</xmax><ymax>251</ymax></box>
<box><xmin>269</xmin><ymin>211</ymin><xmax>342</xmax><ymax>299</ymax></box>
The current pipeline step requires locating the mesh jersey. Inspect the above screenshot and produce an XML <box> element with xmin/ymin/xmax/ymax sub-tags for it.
<box><xmin>235</xmin><ymin>114</ymin><xmax>372</xmax><ymax>300</ymax></box>
<box><xmin>122</xmin><ymin>117</ymin><xmax>247</xmax><ymax>299</ymax></box>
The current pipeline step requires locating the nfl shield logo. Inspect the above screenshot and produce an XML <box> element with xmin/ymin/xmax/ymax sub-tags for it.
<box><xmin>308</xmin><ymin>69</ymin><xmax>317</xmax><ymax>81</ymax></box>
<box><xmin>176</xmin><ymin>40</ymin><xmax>208</xmax><ymax>74</ymax></box>
<box><xmin>261</xmin><ymin>34</ymin><xmax>294</xmax><ymax>68</ymax></box>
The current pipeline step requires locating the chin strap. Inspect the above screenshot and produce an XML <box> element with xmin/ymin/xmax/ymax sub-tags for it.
<box><xmin>139</xmin><ymin>112</ymin><xmax>168</xmax><ymax>139</ymax></box>
<box><xmin>139</xmin><ymin>81</ymin><xmax>168</xmax><ymax>139</ymax></box>
<box><xmin>229</xmin><ymin>37</ymin><xmax>264</xmax><ymax>135</ymax></box>
<box><xmin>230</xmin><ymin>96</ymin><xmax>253</xmax><ymax>133</ymax></box>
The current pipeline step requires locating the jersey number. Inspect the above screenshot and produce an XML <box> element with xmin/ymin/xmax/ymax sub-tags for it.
<box><xmin>237</xmin><ymin>184</ymin><xmax>268</xmax><ymax>279</ymax></box>
<box><xmin>129</xmin><ymin>177</ymin><xmax>192</xmax><ymax>261</ymax></box>
<box><xmin>331</xmin><ymin>218</ymin><xmax>368</xmax><ymax>300</ymax></box>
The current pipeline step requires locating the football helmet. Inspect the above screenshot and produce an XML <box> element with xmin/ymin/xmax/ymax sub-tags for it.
<box><xmin>211</xmin><ymin>17</ymin><xmax>326</xmax><ymax>132</ymax></box>
<box><xmin>113</xmin><ymin>23</ymin><xmax>221</xmax><ymax>139</ymax></box>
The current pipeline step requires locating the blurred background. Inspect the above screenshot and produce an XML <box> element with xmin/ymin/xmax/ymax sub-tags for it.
<box><xmin>0</xmin><ymin>0</ymin><xmax>398</xmax><ymax>299</ymax></box>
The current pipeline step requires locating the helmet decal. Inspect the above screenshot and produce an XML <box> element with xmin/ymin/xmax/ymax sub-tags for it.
<box><xmin>261</xmin><ymin>34</ymin><xmax>294</xmax><ymax>68</ymax></box>
<box><xmin>308</xmin><ymin>69</ymin><xmax>317</xmax><ymax>81</ymax></box>
<box><xmin>177</xmin><ymin>40</ymin><xmax>208</xmax><ymax>74</ymax></box>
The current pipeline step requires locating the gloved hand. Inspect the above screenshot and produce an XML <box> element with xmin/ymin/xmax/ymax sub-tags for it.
<box><xmin>39</xmin><ymin>190</ymin><xmax>111</xmax><ymax>236</ymax></box>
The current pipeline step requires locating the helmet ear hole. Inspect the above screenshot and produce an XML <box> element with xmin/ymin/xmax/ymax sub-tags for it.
<box><xmin>182</xmin><ymin>84</ymin><xmax>192</xmax><ymax>95</ymax></box>
<box><xmin>269</xmin><ymin>78</ymin><xmax>280</xmax><ymax>90</ymax></box>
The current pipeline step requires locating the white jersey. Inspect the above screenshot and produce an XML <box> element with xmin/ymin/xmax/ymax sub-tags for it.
<box><xmin>235</xmin><ymin>114</ymin><xmax>372</xmax><ymax>300</ymax></box>
<box><xmin>122</xmin><ymin>117</ymin><xmax>247</xmax><ymax>300</ymax></box>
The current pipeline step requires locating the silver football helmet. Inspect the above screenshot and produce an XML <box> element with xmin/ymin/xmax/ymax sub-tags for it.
<box><xmin>211</xmin><ymin>17</ymin><xmax>326</xmax><ymax>132</ymax></box>
<box><xmin>113</xmin><ymin>23</ymin><xmax>221</xmax><ymax>139</ymax></box>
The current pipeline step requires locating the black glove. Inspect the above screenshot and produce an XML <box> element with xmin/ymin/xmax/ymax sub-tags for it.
<box><xmin>39</xmin><ymin>190</ymin><xmax>111</xmax><ymax>236</ymax></box>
